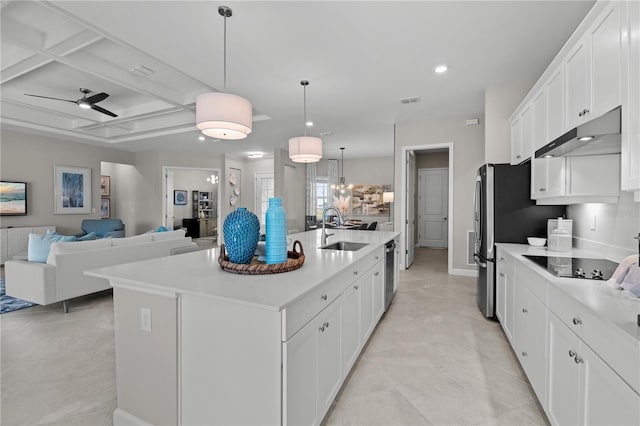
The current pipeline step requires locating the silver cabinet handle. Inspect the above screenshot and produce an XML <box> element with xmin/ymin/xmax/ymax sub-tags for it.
<box><xmin>499</xmin><ymin>272</ymin><xmax>505</xmax><ymax>277</ymax></box>
<box><xmin>500</xmin><ymin>257</ymin><xmax>505</xmax><ymax>261</ymax></box>
<box><xmin>374</xmin><ymin>272</ymin><xmax>379</xmax><ymax>276</ymax></box>
<box><xmin>319</xmin><ymin>325</ymin><xmax>325</xmax><ymax>332</ymax></box>
<box><xmin>521</xmin><ymin>351</ymin><xmax>527</xmax><ymax>357</ymax></box>
<box><xmin>324</xmin><ymin>321</ymin><xmax>329</xmax><ymax>329</ymax></box>
<box><xmin>516</xmin><ymin>155</ymin><xmax>521</xmax><ymax>159</ymax></box>
<box><xmin>572</xmin><ymin>317</ymin><xmax>582</xmax><ymax>325</ymax></box>
<box><xmin>375</xmin><ymin>256</ymin><xmax>379</xmax><ymax>260</ymax></box>
<box><xmin>569</xmin><ymin>350</ymin><xmax>576</xmax><ymax>358</ymax></box>
<box><xmin>574</xmin><ymin>355</ymin><xmax>584</xmax><ymax>364</ymax></box>
<box><xmin>354</xmin><ymin>285</ymin><xmax>359</xmax><ymax>290</ymax></box>
<box><xmin>353</xmin><ymin>271</ymin><xmax>358</xmax><ymax>276</ymax></box>
<box><xmin>522</xmin><ymin>308</ymin><xmax>528</xmax><ymax>313</ymax></box>
<box><xmin>321</xmin><ymin>294</ymin><xmax>328</xmax><ymax>301</ymax></box>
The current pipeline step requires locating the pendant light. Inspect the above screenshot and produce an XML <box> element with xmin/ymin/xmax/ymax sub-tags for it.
<box><xmin>196</xmin><ymin>6</ymin><xmax>252</xmax><ymax>140</ymax></box>
<box><xmin>289</xmin><ymin>80</ymin><xmax>322</xmax><ymax>163</ymax></box>
<box><xmin>332</xmin><ymin>147</ymin><xmax>353</xmax><ymax>193</ymax></box>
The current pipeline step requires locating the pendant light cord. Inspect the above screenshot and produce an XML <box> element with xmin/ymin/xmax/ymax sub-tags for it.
<box><xmin>223</xmin><ymin>14</ymin><xmax>227</xmax><ymax>92</ymax></box>
<box><xmin>303</xmin><ymin>84</ymin><xmax>307</xmax><ymax>136</ymax></box>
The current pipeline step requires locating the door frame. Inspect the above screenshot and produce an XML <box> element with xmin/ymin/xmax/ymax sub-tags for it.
<box><xmin>418</xmin><ymin>167</ymin><xmax>449</xmax><ymax>248</ymax></box>
<box><xmin>401</xmin><ymin>143</ymin><xmax>454</xmax><ymax>274</ymax></box>
<box><xmin>162</xmin><ymin>166</ymin><xmax>221</xmax><ymax>235</ymax></box>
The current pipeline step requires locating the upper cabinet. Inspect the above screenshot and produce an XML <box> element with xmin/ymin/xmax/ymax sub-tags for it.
<box><xmin>622</xmin><ymin>0</ymin><xmax>640</xmax><ymax>192</ymax></box>
<box><xmin>564</xmin><ymin>39</ymin><xmax>591</xmax><ymax>129</ymax></box>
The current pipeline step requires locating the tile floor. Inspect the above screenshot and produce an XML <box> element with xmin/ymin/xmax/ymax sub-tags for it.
<box><xmin>0</xmin><ymin>248</ymin><xmax>548</xmax><ymax>425</ymax></box>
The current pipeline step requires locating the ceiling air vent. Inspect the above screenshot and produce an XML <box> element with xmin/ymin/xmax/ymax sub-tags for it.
<box><xmin>400</xmin><ymin>96</ymin><xmax>420</xmax><ymax>104</ymax></box>
<box><xmin>128</xmin><ymin>64</ymin><xmax>155</xmax><ymax>77</ymax></box>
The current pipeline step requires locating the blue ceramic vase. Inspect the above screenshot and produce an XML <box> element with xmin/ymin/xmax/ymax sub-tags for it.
<box><xmin>223</xmin><ymin>207</ymin><xmax>260</xmax><ymax>264</ymax></box>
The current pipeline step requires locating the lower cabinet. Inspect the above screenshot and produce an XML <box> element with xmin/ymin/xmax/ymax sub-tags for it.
<box><xmin>513</xmin><ymin>281</ymin><xmax>546</xmax><ymax>402</ymax></box>
<box><xmin>547</xmin><ymin>312</ymin><xmax>640</xmax><ymax>426</ymax></box>
<box><xmin>496</xmin><ymin>249</ymin><xmax>515</xmax><ymax>343</ymax></box>
<box><xmin>316</xmin><ymin>300</ymin><xmax>343</xmax><ymax>420</ymax></box>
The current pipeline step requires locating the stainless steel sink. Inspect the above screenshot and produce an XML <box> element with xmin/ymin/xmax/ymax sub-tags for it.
<box><xmin>320</xmin><ymin>241</ymin><xmax>368</xmax><ymax>251</ymax></box>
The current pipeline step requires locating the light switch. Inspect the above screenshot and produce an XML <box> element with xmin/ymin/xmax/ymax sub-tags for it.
<box><xmin>140</xmin><ymin>308</ymin><xmax>152</xmax><ymax>332</ymax></box>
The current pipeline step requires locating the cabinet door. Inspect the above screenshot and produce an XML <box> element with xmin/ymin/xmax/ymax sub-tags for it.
<box><xmin>514</xmin><ymin>283</ymin><xmax>547</xmax><ymax>403</ymax></box>
<box><xmin>360</xmin><ymin>268</ymin><xmax>375</xmax><ymax>342</ymax></box>
<box><xmin>510</xmin><ymin>116</ymin><xmax>523</xmax><ymax>165</ymax></box>
<box><xmin>496</xmin><ymin>264</ymin><xmax>507</xmax><ymax>328</ymax></box>
<box><xmin>623</xmin><ymin>0</ymin><xmax>640</xmax><ymax>191</ymax></box>
<box><xmin>341</xmin><ymin>282</ymin><xmax>361</xmax><ymax>374</ymax></box>
<box><xmin>581</xmin><ymin>342</ymin><xmax>640</xmax><ymax>426</ymax></box>
<box><xmin>531</xmin><ymin>158</ymin><xmax>548</xmax><ymax>199</ymax></box>
<box><xmin>545</xmin><ymin>157</ymin><xmax>566</xmax><ymax>198</ymax></box>
<box><xmin>590</xmin><ymin>3</ymin><xmax>622</xmax><ymax>118</ymax></box>
<box><xmin>546</xmin><ymin>66</ymin><xmax>565</xmax><ymax>141</ymax></box>
<box><xmin>372</xmin><ymin>262</ymin><xmax>384</xmax><ymax>322</ymax></box>
<box><xmin>565</xmin><ymin>39</ymin><xmax>591</xmax><ymax>129</ymax></box>
<box><xmin>317</xmin><ymin>299</ymin><xmax>342</xmax><ymax>421</ymax></box>
<box><xmin>547</xmin><ymin>312</ymin><xmax>581</xmax><ymax>426</ymax></box>
<box><xmin>532</xmin><ymin>89</ymin><xmax>547</xmax><ymax>151</ymax></box>
<box><xmin>283</xmin><ymin>317</ymin><xmax>318</xmax><ymax>426</ymax></box>
<box><xmin>520</xmin><ymin>105</ymin><xmax>534</xmax><ymax>163</ymax></box>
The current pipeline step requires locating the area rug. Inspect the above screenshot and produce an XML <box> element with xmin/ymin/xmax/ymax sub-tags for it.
<box><xmin>0</xmin><ymin>278</ymin><xmax>35</xmax><ymax>314</ymax></box>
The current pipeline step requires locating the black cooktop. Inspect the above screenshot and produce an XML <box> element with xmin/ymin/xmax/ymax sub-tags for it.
<box><xmin>523</xmin><ymin>255</ymin><xmax>619</xmax><ymax>280</ymax></box>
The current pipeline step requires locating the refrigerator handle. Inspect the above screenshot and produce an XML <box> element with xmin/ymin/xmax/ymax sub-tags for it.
<box><xmin>473</xmin><ymin>253</ymin><xmax>487</xmax><ymax>268</ymax></box>
<box><xmin>473</xmin><ymin>176</ymin><xmax>482</xmax><ymax>249</ymax></box>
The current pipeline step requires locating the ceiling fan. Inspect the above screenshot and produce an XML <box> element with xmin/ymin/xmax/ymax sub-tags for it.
<box><xmin>24</xmin><ymin>88</ymin><xmax>118</xmax><ymax>117</ymax></box>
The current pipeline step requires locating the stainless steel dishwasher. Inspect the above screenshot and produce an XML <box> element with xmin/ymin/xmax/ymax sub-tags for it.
<box><xmin>384</xmin><ymin>240</ymin><xmax>396</xmax><ymax>311</ymax></box>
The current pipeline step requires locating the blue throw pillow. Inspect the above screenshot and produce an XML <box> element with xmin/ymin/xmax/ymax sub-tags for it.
<box><xmin>157</xmin><ymin>226</ymin><xmax>168</xmax><ymax>232</ymax></box>
<box><xmin>27</xmin><ymin>232</ymin><xmax>76</xmax><ymax>263</ymax></box>
<box><xmin>77</xmin><ymin>232</ymin><xmax>97</xmax><ymax>241</ymax></box>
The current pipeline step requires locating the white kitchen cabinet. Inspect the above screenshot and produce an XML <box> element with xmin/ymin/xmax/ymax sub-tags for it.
<box><xmin>341</xmin><ymin>282</ymin><xmax>361</xmax><ymax>374</ymax></box>
<box><xmin>316</xmin><ymin>298</ymin><xmax>343</xmax><ymax>421</ymax></box>
<box><xmin>510</xmin><ymin>115</ymin><xmax>523</xmax><ymax>165</ymax></box>
<box><xmin>513</xmin><ymin>281</ymin><xmax>547</xmax><ymax>403</ymax></box>
<box><xmin>521</xmin><ymin>105</ymin><xmax>534</xmax><ymax>163</ymax></box>
<box><xmin>531</xmin><ymin>157</ymin><xmax>566</xmax><ymax>199</ymax></box>
<box><xmin>622</xmin><ymin>0</ymin><xmax>640</xmax><ymax>191</ymax></box>
<box><xmin>532</xmin><ymin>89</ymin><xmax>547</xmax><ymax>151</ymax></box>
<box><xmin>495</xmin><ymin>248</ymin><xmax>515</xmax><ymax>344</ymax></box>
<box><xmin>547</xmin><ymin>312</ymin><xmax>640</xmax><ymax>426</ymax></box>
<box><xmin>546</xmin><ymin>66</ymin><xmax>565</xmax><ymax>142</ymax></box>
<box><xmin>373</xmin><ymin>261</ymin><xmax>384</xmax><ymax>322</ymax></box>
<box><xmin>565</xmin><ymin>39</ymin><xmax>590</xmax><ymax>130</ymax></box>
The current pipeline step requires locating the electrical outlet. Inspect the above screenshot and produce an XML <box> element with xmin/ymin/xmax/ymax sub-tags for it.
<box><xmin>140</xmin><ymin>308</ymin><xmax>152</xmax><ymax>332</ymax></box>
<box><xmin>590</xmin><ymin>215</ymin><xmax>597</xmax><ymax>231</ymax></box>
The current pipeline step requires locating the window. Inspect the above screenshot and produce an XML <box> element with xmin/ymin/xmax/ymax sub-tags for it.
<box><xmin>255</xmin><ymin>172</ymin><xmax>274</xmax><ymax>227</ymax></box>
<box><xmin>315</xmin><ymin>176</ymin><xmax>329</xmax><ymax>220</ymax></box>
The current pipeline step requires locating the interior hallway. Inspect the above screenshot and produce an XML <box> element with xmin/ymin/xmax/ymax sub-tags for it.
<box><xmin>0</xmin><ymin>248</ymin><xmax>547</xmax><ymax>425</ymax></box>
<box><xmin>324</xmin><ymin>247</ymin><xmax>548</xmax><ymax>425</ymax></box>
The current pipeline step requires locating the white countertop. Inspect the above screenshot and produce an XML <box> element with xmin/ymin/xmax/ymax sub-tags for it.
<box><xmin>496</xmin><ymin>243</ymin><xmax>640</xmax><ymax>342</ymax></box>
<box><xmin>86</xmin><ymin>230</ymin><xmax>399</xmax><ymax>311</ymax></box>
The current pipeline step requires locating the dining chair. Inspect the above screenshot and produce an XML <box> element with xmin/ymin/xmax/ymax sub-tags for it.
<box><xmin>367</xmin><ymin>222</ymin><xmax>378</xmax><ymax>231</ymax></box>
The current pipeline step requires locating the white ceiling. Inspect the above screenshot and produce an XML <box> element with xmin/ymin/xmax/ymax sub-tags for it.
<box><xmin>0</xmin><ymin>0</ymin><xmax>595</xmax><ymax>160</ymax></box>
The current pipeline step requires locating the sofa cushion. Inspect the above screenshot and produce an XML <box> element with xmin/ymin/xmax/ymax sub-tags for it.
<box><xmin>76</xmin><ymin>232</ymin><xmax>97</xmax><ymax>241</ymax></box>
<box><xmin>28</xmin><ymin>232</ymin><xmax>76</xmax><ymax>263</ymax></box>
<box><xmin>111</xmin><ymin>234</ymin><xmax>153</xmax><ymax>246</ymax></box>
<box><xmin>47</xmin><ymin>238</ymin><xmax>113</xmax><ymax>265</ymax></box>
<box><xmin>151</xmin><ymin>229</ymin><xmax>186</xmax><ymax>242</ymax></box>
<box><xmin>81</xmin><ymin>219</ymin><xmax>124</xmax><ymax>238</ymax></box>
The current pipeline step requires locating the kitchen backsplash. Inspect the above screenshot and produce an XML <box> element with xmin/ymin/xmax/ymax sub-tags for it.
<box><xmin>567</xmin><ymin>191</ymin><xmax>640</xmax><ymax>262</ymax></box>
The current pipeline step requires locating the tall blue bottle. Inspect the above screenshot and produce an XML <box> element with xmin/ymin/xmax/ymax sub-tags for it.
<box><xmin>265</xmin><ymin>197</ymin><xmax>287</xmax><ymax>264</ymax></box>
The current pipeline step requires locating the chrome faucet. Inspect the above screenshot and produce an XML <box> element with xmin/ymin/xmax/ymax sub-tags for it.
<box><xmin>322</xmin><ymin>206</ymin><xmax>344</xmax><ymax>246</ymax></box>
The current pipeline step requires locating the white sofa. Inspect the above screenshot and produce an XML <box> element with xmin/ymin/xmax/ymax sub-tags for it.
<box><xmin>5</xmin><ymin>230</ymin><xmax>197</xmax><ymax>312</ymax></box>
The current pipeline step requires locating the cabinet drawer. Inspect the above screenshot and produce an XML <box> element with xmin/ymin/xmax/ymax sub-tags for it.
<box><xmin>548</xmin><ymin>284</ymin><xmax>640</xmax><ymax>394</ymax></box>
<box><xmin>497</xmin><ymin>249</ymin><xmax>515</xmax><ymax>276</ymax></box>
<box><xmin>514</xmin><ymin>259</ymin><xmax>547</xmax><ymax>303</ymax></box>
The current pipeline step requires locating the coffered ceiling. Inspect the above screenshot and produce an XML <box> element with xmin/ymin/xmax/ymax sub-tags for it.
<box><xmin>0</xmin><ymin>1</ymin><xmax>595</xmax><ymax>159</ymax></box>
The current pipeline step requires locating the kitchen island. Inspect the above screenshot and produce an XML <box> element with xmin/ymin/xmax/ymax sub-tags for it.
<box><xmin>87</xmin><ymin>229</ymin><xmax>400</xmax><ymax>426</ymax></box>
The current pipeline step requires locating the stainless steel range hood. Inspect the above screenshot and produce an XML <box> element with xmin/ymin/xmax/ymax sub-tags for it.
<box><xmin>535</xmin><ymin>106</ymin><xmax>621</xmax><ymax>158</ymax></box>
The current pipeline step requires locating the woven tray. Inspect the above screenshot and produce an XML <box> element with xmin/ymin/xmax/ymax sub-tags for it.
<box><xmin>218</xmin><ymin>240</ymin><xmax>305</xmax><ymax>275</ymax></box>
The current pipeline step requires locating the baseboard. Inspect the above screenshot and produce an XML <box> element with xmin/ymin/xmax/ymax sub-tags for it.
<box><xmin>450</xmin><ymin>268</ymin><xmax>478</xmax><ymax>277</ymax></box>
<box><xmin>113</xmin><ymin>408</ymin><xmax>154</xmax><ymax>426</ymax></box>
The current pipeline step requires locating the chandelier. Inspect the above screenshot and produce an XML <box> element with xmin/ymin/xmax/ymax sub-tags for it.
<box><xmin>331</xmin><ymin>147</ymin><xmax>353</xmax><ymax>194</ymax></box>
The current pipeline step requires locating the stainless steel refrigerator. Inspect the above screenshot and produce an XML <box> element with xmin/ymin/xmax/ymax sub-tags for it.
<box><xmin>473</xmin><ymin>163</ymin><xmax>565</xmax><ymax>318</ymax></box>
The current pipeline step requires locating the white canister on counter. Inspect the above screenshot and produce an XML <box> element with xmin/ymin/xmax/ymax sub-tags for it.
<box><xmin>548</xmin><ymin>225</ymin><xmax>572</xmax><ymax>252</ymax></box>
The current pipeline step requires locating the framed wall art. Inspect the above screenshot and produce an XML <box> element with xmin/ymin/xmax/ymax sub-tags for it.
<box><xmin>100</xmin><ymin>175</ymin><xmax>110</xmax><ymax>196</ymax></box>
<box><xmin>101</xmin><ymin>198</ymin><xmax>110</xmax><ymax>218</ymax></box>
<box><xmin>54</xmin><ymin>165</ymin><xmax>92</xmax><ymax>214</ymax></box>
<box><xmin>174</xmin><ymin>190</ymin><xmax>188</xmax><ymax>205</ymax></box>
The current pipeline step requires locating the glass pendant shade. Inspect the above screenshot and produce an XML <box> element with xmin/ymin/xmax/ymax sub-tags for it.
<box><xmin>196</xmin><ymin>92</ymin><xmax>252</xmax><ymax>140</ymax></box>
<box><xmin>289</xmin><ymin>136</ymin><xmax>322</xmax><ymax>163</ymax></box>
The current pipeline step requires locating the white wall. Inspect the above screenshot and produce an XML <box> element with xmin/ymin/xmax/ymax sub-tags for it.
<box><xmin>484</xmin><ymin>81</ymin><xmax>533</xmax><ymax>163</ymax></box>
<box><xmin>395</xmin><ymin>115</ymin><xmax>485</xmax><ymax>273</ymax></box>
<box><xmin>101</xmin><ymin>162</ymin><xmax>140</xmax><ymax>236</ymax></box>
<box><xmin>242</xmin><ymin>158</ymin><xmax>274</xmax><ymax>215</ymax></box>
<box><xmin>1</xmin><ymin>130</ymin><xmax>133</xmax><ymax>235</ymax></box>
<box><xmin>567</xmin><ymin>192</ymin><xmax>640</xmax><ymax>259</ymax></box>
<box><xmin>274</xmin><ymin>149</ymin><xmax>306</xmax><ymax>232</ymax></box>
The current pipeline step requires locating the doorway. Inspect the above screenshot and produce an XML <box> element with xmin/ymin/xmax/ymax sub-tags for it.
<box><xmin>401</xmin><ymin>144</ymin><xmax>453</xmax><ymax>273</ymax></box>
<box><xmin>418</xmin><ymin>167</ymin><xmax>449</xmax><ymax>248</ymax></box>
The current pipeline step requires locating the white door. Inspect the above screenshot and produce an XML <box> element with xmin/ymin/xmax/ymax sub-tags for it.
<box><xmin>418</xmin><ymin>168</ymin><xmax>448</xmax><ymax>248</ymax></box>
<box><xmin>405</xmin><ymin>151</ymin><xmax>416</xmax><ymax>268</ymax></box>
<box><xmin>164</xmin><ymin>170</ymin><xmax>174</xmax><ymax>228</ymax></box>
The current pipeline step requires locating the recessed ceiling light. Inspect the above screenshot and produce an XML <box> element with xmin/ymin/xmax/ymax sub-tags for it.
<box><xmin>579</xmin><ymin>136</ymin><xmax>594</xmax><ymax>141</ymax></box>
<box><xmin>198</xmin><ymin>136</ymin><xmax>205</xmax><ymax>141</ymax></box>
<box><xmin>400</xmin><ymin>96</ymin><xmax>420</xmax><ymax>104</ymax></box>
<box><xmin>305</xmin><ymin>121</ymin><xmax>314</xmax><ymax>127</ymax></box>
<box><xmin>248</xmin><ymin>153</ymin><xmax>263</xmax><ymax>159</ymax></box>
<box><xmin>320</xmin><ymin>131</ymin><xmax>333</xmax><ymax>137</ymax></box>
<box><xmin>435</xmin><ymin>64</ymin><xmax>448</xmax><ymax>74</ymax></box>
<box><xmin>544</xmin><ymin>155</ymin><xmax>554</xmax><ymax>158</ymax></box>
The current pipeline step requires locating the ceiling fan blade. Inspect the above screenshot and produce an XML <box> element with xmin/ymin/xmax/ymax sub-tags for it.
<box><xmin>91</xmin><ymin>104</ymin><xmax>118</xmax><ymax>117</ymax></box>
<box><xmin>86</xmin><ymin>92</ymin><xmax>109</xmax><ymax>104</ymax></box>
<box><xmin>24</xmin><ymin>93</ymin><xmax>76</xmax><ymax>103</ymax></box>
